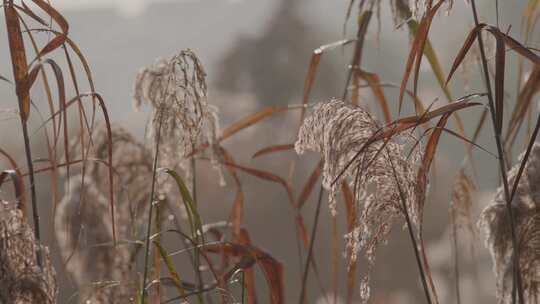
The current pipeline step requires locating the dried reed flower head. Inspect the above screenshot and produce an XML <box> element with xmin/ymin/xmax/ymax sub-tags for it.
<box><xmin>56</xmin><ymin>176</ymin><xmax>135</xmax><ymax>303</ymax></box>
<box><xmin>59</xmin><ymin>125</ymin><xmax>159</xmax><ymax>302</ymax></box>
<box><xmin>295</xmin><ymin>98</ymin><xmax>423</xmax><ymax>303</ymax></box>
<box><xmin>479</xmin><ymin>143</ymin><xmax>540</xmax><ymax>303</ymax></box>
<box><xmin>133</xmin><ymin>49</ymin><xmax>222</xmax><ymax>194</ymax></box>
<box><xmin>73</xmin><ymin>124</ymin><xmax>154</xmax><ymax>227</ymax></box>
<box><xmin>0</xmin><ymin>200</ymin><xmax>57</xmax><ymax>303</ymax></box>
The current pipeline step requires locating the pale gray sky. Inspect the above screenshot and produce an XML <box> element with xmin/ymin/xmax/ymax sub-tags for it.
<box><xmin>36</xmin><ymin>0</ymin><xmax>244</xmax><ymax>18</ymax></box>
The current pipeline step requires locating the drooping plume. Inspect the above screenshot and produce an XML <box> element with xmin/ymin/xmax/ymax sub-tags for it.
<box><xmin>295</xmin><ymin>98</ymin><xmax>423</xmax><ymax>303</ymax></box>
<box><xmin>479</xmin><ymin>143</ymin><xmax>540</xmax><ymax>304</ymax></box>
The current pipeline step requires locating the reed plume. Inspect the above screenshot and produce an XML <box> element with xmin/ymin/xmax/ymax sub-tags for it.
<box><xmin>56</xmin><ymin>125</ymin><xmax>154</xmax><ymax>303</ymax></box>
<box><xmin>479</xmin><ymin>143</ymin><xmax>540</xmax><ymax>303</ymax></box>
<box><xmin>0</xmin><ymin>200</ymin><xmax>57</xmax><ymax>304</ymax></box>
<box><xmin>295</xmin><ymin>98</ymin><xmax>423</xmax><ymax>302</ymax></box>
<box><xmin>133</xmin><ymin>49</ymin><xmax>222</xmax><ymax>194</ymax></box>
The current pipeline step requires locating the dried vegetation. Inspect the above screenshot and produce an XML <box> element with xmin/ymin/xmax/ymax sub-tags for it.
<box><xmin>1</xmin><ymin>0</ymin><xmax>540</xmax><ymax>303</ymax></box>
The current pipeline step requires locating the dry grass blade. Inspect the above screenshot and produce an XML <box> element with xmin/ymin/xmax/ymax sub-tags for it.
<box><xmin>221</xmin><ymin>106</ymin><xmax>303</xmax><ymax>141</ymax></box>
<box><xmin>3</xmin><ymin>0</ymin><xmax>44</xmax><ymax>268</ymax></box>
<box><xmin>358</xmin><ymin>70</ymin><xmax>391</xmax><ymax>123</ymax></box>
<box><xmin>204</xmin><ymin>242</ymin><xmax>284</xmax><ymax>304</ymax></box>
<box><xmin>252</xmin><ymin>144</ymin><xmax>294</xmax><ymax>159</ymax></box>
<box><xmin>300</xmin><ymin>39</ymin><xmax>354</xmax><ymax>125</ymax></box>
<box><xmin>16</xmin><ymin>2</ymin><xmax>47</xmax><ymax>26</ymax></box>
<box><xmin>222</xmin><ymin>161</ymin><xmax>295</xmax><ymax>207</ymax></box>
<box><xmin>446</xmin><ymin>26</ymin><xmax>482</xmax><ymax>85</ymax></box>
<box><xmin>0</xmin><ymin>74</ymin><xmax>10</xmax><ymax>83</ymax></box>
<box><xmin>219</xmin><ymin>147</ymin><xmax>245</xmax><ymax>237</ymax></box>
<box><xmin>30</xmin><ymin>0</ymin><xmax>68</xmax><ymax>32</ymax></box>
<box><xmin>343</xmin><ymin>10</ymin><xmax>371</xmax><ymax>102</ymax></box>
<box><xmin>296</xmin><ymin>215</ymin><xmax>310</xmax><ymax>248</ymax></box>
<box><xmin>399</xmin><ymin>0</ymin><xmax>445</xmax><ymax>114</ymax></box>
<box><xmin>297</xmin><ymin>160</ymin><xmax>323</xmax><ymax>209</ymax></box>
<box><xmin>29</xmin><ymin>28</ymin><xmax>100</xmax><ymax>105</ymax></box>
<box><xmin>495</xmin><ymin>31</ymin><xmax>506</xmax><ymax>135</ymax></box>
<box><xmin>469</xmin><ymin>1</ymin><xmax>525</xmax><ymax>302</ymax></box>
<box><xmin>448</xmin><ymin>24</ymin><xmax>540</xmax><ymax>88</ymax></box>
<box><xmin>4</xmin><ymin>1</ymin><xmax>30</xmax><ymax>120</ymax></box>
<box><xmin>236</xmin><ymin>229</ymin><xmax>258</xmax><ymax>304</ymax></box>
<box><xmin>402</xmin><ymin>12</ymin><xmax>453</xmax><ymax>103</ymax></box>
<box><xmin>433</xmin><ymin>127</ymin><xmax>497</xmax><ymax>158</ymax></box>
<box><xmin>24</xmin><ymin>0</ymin><xmax>68</xmax><ymax>62</ymax></box>
<box><xmin>231</xmin><ymin>186</ymin><xmax>245</xmax><ymax>238</ymax></box>
<box><xmin>28</xmin><ymin>59</ymin><xmax>69</xmax><ymax>176</ymax></box>
<box><xmin>412</xmin><ymin>1</ymin><xmax>445</xmax><ymax>100</ymax></box>
<box><xmin>417</xmin><ymin>113</ymin><xmax>451</xmax><ymax>215</ymax></box>
<box><xmin>484</xmin><ymin>25</ymin><xmax>540</xmax><ymax>66</ymax></box>
<box><xmin>301</xmin><ymin>51</ymin><xmax>321</xmax><ymax>123</ymax></box>
<box><xmin>505</xmin><ymin>66</ymin><xmax>540</xmax><ymax>147</ymax></box>
<box><xmin>190</xmin><ymin>105</ymin><xmax>304</xmax><ymax>158</ymax></box>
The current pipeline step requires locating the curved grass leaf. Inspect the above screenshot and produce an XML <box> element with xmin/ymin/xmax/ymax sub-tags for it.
<box><xmin>297</xmin><ymin>160</ymin><xmax>323</xmax><ymax>209</ymax></box>
<box><xmin>162</xmin><ymin>168</ymin><xmax>203</xmax><ymax>241</ymax></box>
<box><xmin>153</xmin><ymin>240</ymin><xmax>186</xmax><ymax>298</ymax></box>
<box><xmin>252</xmin><ymin>144</ymin><xmax>294</xmax><ymax>159</ymax></box>
<box><xmin>222</xmin><ymin>162</ymin><xmax>295</xmax><ymax>207</ymax></box>
<box><xmin>300</xmin><ymin>39</ymin><xmax>355</xmax><ymax>126</ymax></box>
<box><xmin>204</xmin><ymin>242</ymin><xmax>284</xmax><ymax>304</ymax></box>
<box><xmin>399</xmin><ymin>0</ymin><xmax>445</xmax><ymax>114</ymax></box>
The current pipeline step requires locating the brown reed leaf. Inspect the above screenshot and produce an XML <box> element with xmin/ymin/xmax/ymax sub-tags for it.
<box><xmin>297</xmin><ymin>160</ymin><xmax>323</xmax><ymax>209</ymax></box>
<box><xmin>204</xmin><ymin>242</ymin><xmax>284</xmax><ymax>304</ymax></box>
<box><xmin>252</xmin><ymin>144</ymin><xmax>294</xmax><ymax>159</ymax></box>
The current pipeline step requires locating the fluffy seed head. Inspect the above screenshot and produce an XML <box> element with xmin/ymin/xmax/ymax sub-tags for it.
<box><xmin>295</xmin><ymin>99</ymin><xmax>423</xmax><ymax>303</ymax></box>
<box><xmin>479</xmin><ymin>143</ymin><xmax>540</xmax><ymax>303</ymax></box>
<box><xmin>133</xmin><ymin>49</ymin><xmax>222</xmax><ymax>193</ymax></box>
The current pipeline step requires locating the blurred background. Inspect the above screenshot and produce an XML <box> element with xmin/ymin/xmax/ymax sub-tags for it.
<box><xmin>0</xmin><ymin>0</ymin><xmax>534</xmax><ymax>303</ymax></box>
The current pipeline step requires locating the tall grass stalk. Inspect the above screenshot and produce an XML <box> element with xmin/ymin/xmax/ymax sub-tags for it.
<box><xmin>19</xmin><ymin>117</ymin><xmax>42</xmax><ymax>268</ymax></box>
<box><xmin>388</xmin><ymin>152</ymin><xmax>432</xmax><ymax>304</ymax></box>
<box><xmin>469</xmin><ymin>1</ymin><xmax>524</xmax><ymax>303</ymax></box>
<box><xmin>3</xmin><ymin>2</ymin><xmax>42</xmax><ymax>268</ymax></box>
<box><xmin>141</xmin><ymin>108</ymin><xmax>165</xmax><ymax>301</ymax></box>
<box><xmin>299</xmin><ymin>185</ymin><xmax>324</xmax><ymax>304</ymax></box>
<box><xmin>191</xmin><ymin>151</ymin><xmax>205</xmax><ymax>304</ymax></box>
